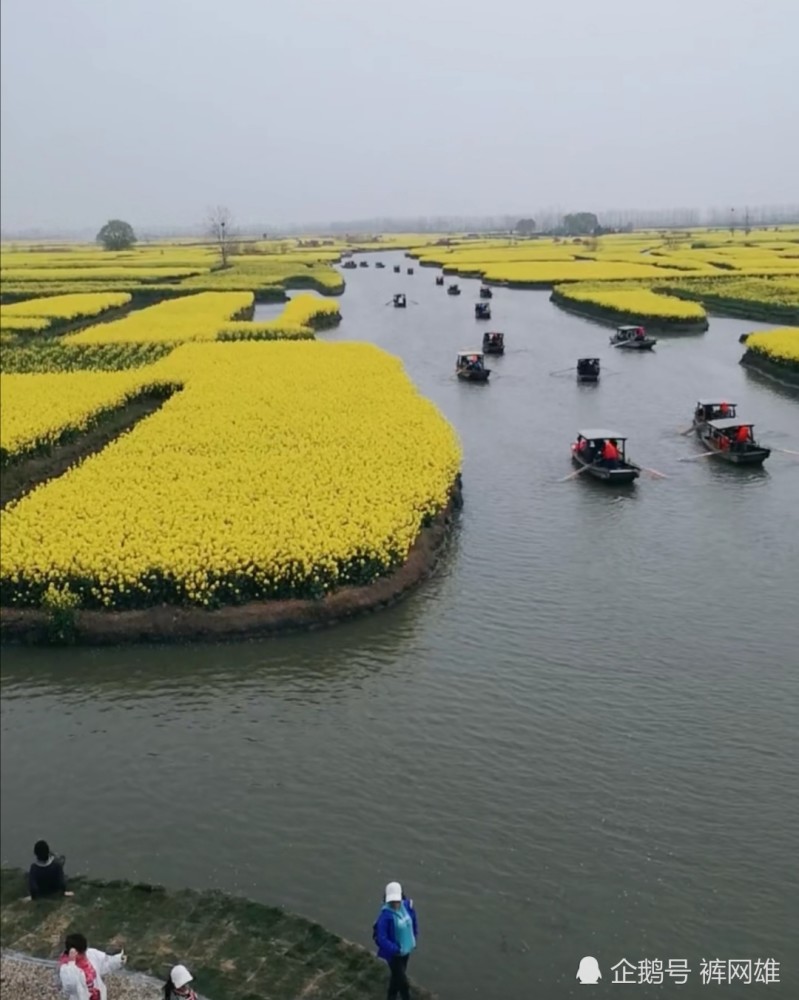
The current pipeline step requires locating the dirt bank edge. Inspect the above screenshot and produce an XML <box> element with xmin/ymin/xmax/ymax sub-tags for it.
<box><xmin>0</xmin><ymin>477</ymin><xmax>463</xmax><ymax>645</ymax></box>
<box><xmin>0</xmin><ymin>868</ymin><xmax>436</xmax><ymax>1000</ymax></box>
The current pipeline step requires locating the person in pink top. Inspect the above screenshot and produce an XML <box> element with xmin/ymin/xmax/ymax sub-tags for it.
<box><xmin>58</xmin><ymin>933</ymin><xmax>126</xmax><ymax>1000</ymax></box>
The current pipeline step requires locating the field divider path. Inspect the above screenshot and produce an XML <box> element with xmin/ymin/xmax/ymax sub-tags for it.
<box><xmin>1</xmin><ymin>386</ymin><xmax>180</xmax><ymax>509</ymax></box>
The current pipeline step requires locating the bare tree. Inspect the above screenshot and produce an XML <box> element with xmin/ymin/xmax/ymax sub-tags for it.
<box><xmin>207</xmin><ymin>205</ymin><xmax>235</xmax><ymax>267</ymax></box>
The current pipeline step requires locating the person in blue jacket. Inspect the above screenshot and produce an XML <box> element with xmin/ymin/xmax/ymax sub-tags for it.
<box><xmin>374</xmin><ymin>880</ymin><xmax>418</xmax><ymax>1000</ymax></box>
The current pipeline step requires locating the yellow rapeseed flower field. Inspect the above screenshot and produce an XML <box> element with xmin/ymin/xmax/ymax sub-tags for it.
<box><xmin>219</xmin><ymin>294</ymin><xmax>340</xmax><ymax>340</ymax></box>
<box><xmin>68</xmin><ymin>292</ymin><xmax>254</xmax><ymax>344</ymax></box>
<box><xmin>0</xmin><ymin>315</ymin><xmax>50</xmax><ymax>333</ymax></box>
<box><xmin>0</xmin><ymin>266</ymin><xmax>208</xmax><ymax>282</ymax></box>
<box><xmin>0</xmin><ymin>292</ymin><xmax>131</xmax><ymax>327</ymax></box>
<box><xmin>553</xmin><ymin>284</ymin><xmax>707</xmax><ymax>321</ymax></box>
<box><xmin>0</xmin><ymin>369</ymin><xmax>169</xmax><ymax>460</ymax></box>
<box><xmin>0</xmin><ymin>342</ymin><xmax>462</xmax><ymax>608</ymax></box>
<box><xmin>745</xmin><ymin>327</ymin><xmax>799</xmax><ymax>366</ymax></box>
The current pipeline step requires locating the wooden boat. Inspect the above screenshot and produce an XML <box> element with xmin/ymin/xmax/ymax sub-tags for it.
<box><xmin>393</xmin><ymin>265</ymin><xmax>401</xmax><ymax>273</ymax></box>
<box><xmin>359</xmin><ymin>261</ymin><xmax>369</xmax><ymax>268</ymax></box>
<box><xmin>456</xmin><ymin>350</ymin><xmax>490</xmax><ymax>382</ymax></box>
<box><xmin>692</xmin><ymin>399</ymin><xmax>737</xmax><ymax>429</ymax></box>
<box><xmin>447</xmin><ymin>283</ymin><xmax>461</xmax><ymax>296</ymax></box>
<box><xmin>435</xmin><ymin>275</ymin><xmax>445</xmax><ymax>286</ymax></box>
<box><xmin>570</xmin><ymin>430</ymin><xmax>640</xmax><ymax>483</ymax></box>
<box><xmin>475</xmin><ymin>302</ymin><xmax>491</xmax><ymax>320</ymax></box>
<box><xmin>342</xmin><ymin>260</ymin><xmax>357</xmax><ymax>270</ymax></box>
<box><xmin>482</xmin><ymin>331</ymin><xmax>505</xmax><ymax>355</ymax></box>
<box><xmin>576</xmin><ymin>357</ymin><xmax>600</xmax><ymax>382</ymax></box>
<box><xmin>407</xmin><ymin>267</ymin><xmax>414</xmax><ymax>275</ymax></box>
<box><xmin>610</xmin><ymin>325</ymin><xmax>657</xmax><ymax>350</ymax></box>
<box><xmin>479</xmin><ymin>286</ymin><xmax>493</xmax><ymax>299</ymax></box>
<box><xmin>393</xmin><ymin>293</ymin><xmax>407</xmax><ymax>308</ymax></box>
<box><xmin>695</xmin><ymin>417</ymin><xmax>771</xmax><ymax>465</ymax></box>
<box><xmin>375</xmin><ymin>261</ymin><xmax>385</xmax><ymax>269</ymax></box>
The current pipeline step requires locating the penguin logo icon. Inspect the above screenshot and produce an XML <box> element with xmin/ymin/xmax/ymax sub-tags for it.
<box><xmin>576</xmin><ymin>957</ymin><xmax>602</xmax><ymax>984</ymax></box>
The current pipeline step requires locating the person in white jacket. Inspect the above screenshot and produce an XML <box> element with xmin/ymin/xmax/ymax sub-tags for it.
<box><xmin>58</xmin><ymin>932</ymin><xmax>126</xmax><ymax>1000</ymax></box>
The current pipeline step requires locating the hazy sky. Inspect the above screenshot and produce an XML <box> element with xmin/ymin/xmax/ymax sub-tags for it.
<box><xmin>2</xmin><ymin>0</ymin><xmax>797</xmax><ymax>231</ymax></box>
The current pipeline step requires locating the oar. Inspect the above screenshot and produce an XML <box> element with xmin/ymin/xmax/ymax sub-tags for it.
<box><xmin>678</xmin><ymin>426</ymin><xmax>695</xmax><ymax>436</ymax></box>
<box><xmin>548</xmin><ymin>367</ymin><xmax>574</xmax><ymax>376</ymax></box>
<box><xmin>557</xmin><ymin>464</ymin><xmax>592</xmax><ymax>482</ymax></box>
<box><xmin>774</xmin><ymin>447</ymin><xmax>799</xmax><ymax>456</ymax></box>
<box><xmin>640</xmin><ymin>466</ymin><xmax>669</xmax><ymax>479</ymax></box>
<box><xmin>678</xmin><ymin>451</ymin><xmax>717</xmax><ymax>462</ymax></box>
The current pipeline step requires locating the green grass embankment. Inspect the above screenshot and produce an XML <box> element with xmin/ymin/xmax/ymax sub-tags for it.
<box><xmin>0</xmin><ymin>868</ymin><xmax>435</xmax><ymax>1000</ymax></box>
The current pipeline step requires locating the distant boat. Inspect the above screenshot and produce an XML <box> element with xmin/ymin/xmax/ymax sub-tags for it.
<box><xmin>456</xmin><ymin>350</ymin><xmax>490</xmax><ymax>382</ymax></box>
<box><xmin>447</xmin><ymin>284</ymin><xmax>461</xmax><ymax>296</ymax></box>
<box><xmin>393</xmin><ymin>293</ymin><xmax>407</xmax><ymax>308</ymax></box>
<box><xmin>482</xmin><ymin>331</ymin><xmax>505</xmax><ymax>355</ymax></box>
<box><xmin>479</xmin><ymin>286</ymin><xmax>493</xmax><ymax>299</ymax></box>
<box><xmin>576</xmin><ymin>357</ymin><xmax>600</xmax><ymax>382</ymax></box>
<box><xmin>610</xmin><ymin>325</ymin><xmax>657</xmax><ymax>350</ymax></box>
<box><xmin>435</xmin><ymin>275</ymin><xmax>445</xmax><ymax>286</ymax></box>
<box><xmin>475</xmin><ymin>302</ymin><xmax>491</xmax><ymax>320</ymax></box>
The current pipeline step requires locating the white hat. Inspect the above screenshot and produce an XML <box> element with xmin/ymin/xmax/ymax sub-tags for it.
<box><xmin>385</xmin><ymin>881</ymin><xmax>403</xmax><ymax>902</ymax></box>
<box><xmin>170</xmin><ymin>965</ymin><xmax>194</xmax><ymax>989</ymax></box>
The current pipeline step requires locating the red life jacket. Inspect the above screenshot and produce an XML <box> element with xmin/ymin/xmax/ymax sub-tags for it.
<box><xmin>602</xmin><ymin>441</ymin><xmax>619</xmax><ymax>460</ymax></box>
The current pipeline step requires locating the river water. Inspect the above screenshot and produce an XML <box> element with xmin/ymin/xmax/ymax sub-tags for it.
<box><xmin>2</xmin><ymin>252</ymin><xmax>798</xmax><ymax>999</ymax></box>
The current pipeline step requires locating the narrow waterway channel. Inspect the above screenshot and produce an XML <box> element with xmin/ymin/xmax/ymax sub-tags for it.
<box><xmin>2</xmin><ymin>252</ymin><xmax>798</xmax><ymax>999</ymax></box>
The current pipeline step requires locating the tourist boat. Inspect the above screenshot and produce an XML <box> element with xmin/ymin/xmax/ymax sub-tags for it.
<box><xmin>694</xmin><ymin>417</ymin><xmax>771</xmax><ymax>466</ymax></box>
<box><xmin>342</xmin><ymin>260</ymin><xmax>357</xmax><ymax>270</ymax></box>
<box><xmin>456</xmin><ymin>350</ymin><xmax>490</xmax><ymax>382</ymax></box>
<box><xmin>692</xmin><ymin>399</ymin><xmax>739</xmax><ymax>430</ymax></box>
<box><xmin>570</xmin><ymin>430</ymin><xmax>641</xmax><ymax>483</ymax></box>
<box><xmin>375</xmin><ymin>261</ymin><xmax>385</xmax><ymax>269</ymax></box>
<box><xmin>393</xmin><ymin>265</ymin><xmax>401</xmax><ymax>273</ymax></box>
<box><xmin>610</xmin><ymin>325</ymin><xmax>657</xmax><ymax>350</ymax></box>
<box><xmin>576</xmin><ymin>357</ymin><xmax>600</xmax><ymax>382</ymax></box>
<box><xmin>393</xmin><ymin>293</ymin><xmax>407</xmax><ymax>308</ymax></box>
<box><xmin>475</xmin><ymin>302</ymin><xmax>491</xmax><ymax>320</ymax></box>
<box><xmin>435</xmin><ymin>275</ymin><xmax>445</xmax><ymax>286</ymax></box>
<box><xmin>359</xmin><ymin>261</ymin><xmax>369</xmax><ymax>268</ymax></box>
<box><xmin>447</xmin><ymin>283</ymin><xmax>461</xmax><ymax>296</ymax></box>
<box><xmin>407</xmin><ymin>267</ymin><xmax>414</xmax><ymax>275</ymax></box>
<box><xmin>482</xmin><ymin>331</ymin><xmax>505</xmax><ymax>355</ymax></box>
<box><xmin>479</xmin><ymin>286</ymin><xmax>493</xmax><ymax>299</ymax></box>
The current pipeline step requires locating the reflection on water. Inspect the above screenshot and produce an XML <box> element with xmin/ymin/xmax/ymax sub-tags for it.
<box><xmin>2</xmin><ymin>252</ymin><xmax>798</xmax><ymax>1000</ymax></box>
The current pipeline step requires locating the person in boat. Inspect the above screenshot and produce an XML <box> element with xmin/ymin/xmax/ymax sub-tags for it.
<box><xmin>25</xmin><ymin>840</ymin><xmax>74</xmax><ymax>901</ymax></box>
<box><xmin>374</xmin><ymin>881</ymin><xmax>418</xmax><ymax>1000</ymax></box>
<box><xmin>734</xmin><ymin>424</ymin><xmax>751</xmax><ymax>447</ymax></box>
<box><xmin>719</xmin><ymin>401</ymin><xmax>730</xmax><ymax>417</ymax></box>
<box><xmin>601</xmin><ymin>438</ymin><xmax>620</xmax><ymax>469</ymax></box>
<box><xmin>635</xmin><ymin>328</ymin><xmax>645</xmax><ymax>340</ymax></box>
